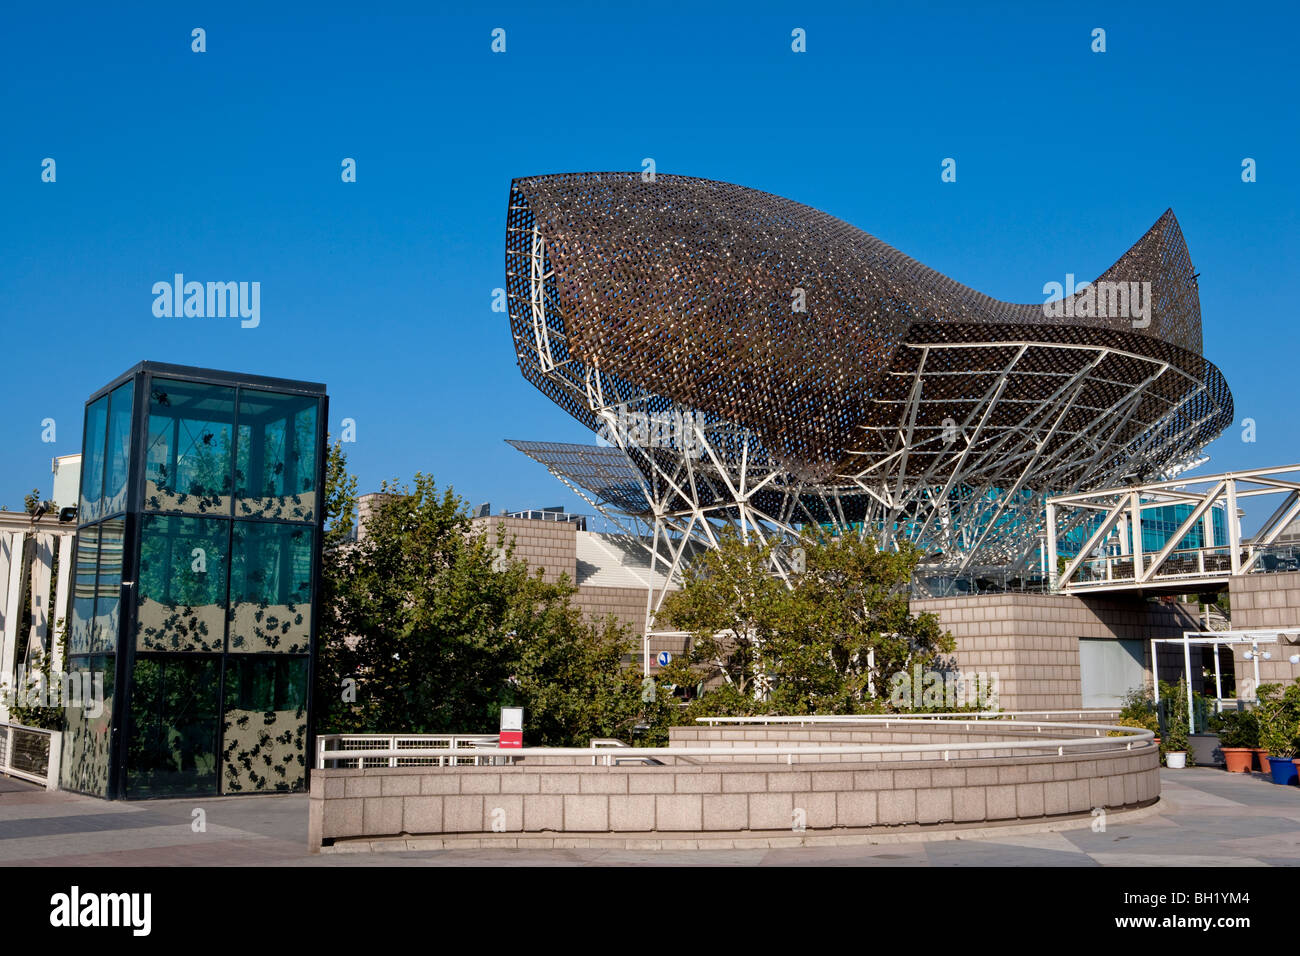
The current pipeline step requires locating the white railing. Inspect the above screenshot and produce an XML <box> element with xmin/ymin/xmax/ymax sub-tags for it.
<box><xmin>315</xmin><ymin>718</ymin><xmax>1151</xmax><ymax>769</ymax></box>
<box><xmin>316</xmin><ymin>733</ymin><xmax>501</xmax><ymax>770</ymax></box>
<box><xmin>0</xmin><ymin>721</ymin><xmax>61</xmax><ymax>789</ymax></box>
<box><xmin>697</xmin><ymin>710</ymin><xmax>1120</xmax><ymax>725</ymax></box>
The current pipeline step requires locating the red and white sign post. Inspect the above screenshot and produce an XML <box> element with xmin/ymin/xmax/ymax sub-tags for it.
<box><xmin>499</xmin><ymin>707</ymin><xmax>523</xmax><ymax>749</ymax></box>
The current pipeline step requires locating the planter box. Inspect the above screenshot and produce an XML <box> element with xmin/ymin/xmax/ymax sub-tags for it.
<box><xmin>1188</xmin><ymin>733</ymin><xmax>1222</xmax><ymax>767</ymax></box>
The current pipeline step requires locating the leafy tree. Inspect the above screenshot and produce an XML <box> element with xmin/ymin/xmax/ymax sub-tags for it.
<box><xmin>654</xmin><ymin>527</ymin><xmax>791</xmax><ymax>702</ymax></box>
<box><xmin>789</xmin><ymin>533</ymin><xmax>954</xmax><ymax>710</ymax></box>
<box><xmin>313</xmin><ymin>448</ymin><xmax>671</xmax><ymax>744</ymax></box>
<box><xmin>658</xmin><ymin>528</ymin><xmax>955</xmax><ymax>717</ymax></box>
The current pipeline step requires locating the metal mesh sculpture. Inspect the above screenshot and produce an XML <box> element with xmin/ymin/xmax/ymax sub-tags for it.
<box><xmin>504</xmin><ymin>172</ymin><xmax>1233</xmax><ymax>601</ymax></box>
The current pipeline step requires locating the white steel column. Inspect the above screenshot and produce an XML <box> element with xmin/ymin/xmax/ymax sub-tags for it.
<box><xmin>1225</xmin><ymin>478</ymin><xmax>1241</xmax><ymax>573</ymax></box>
<box><xmin>0</xmin><ymin>531</ymin><xmax>28</xmax><ymax>724</ymax></box>
<box><xmin>25</xmin><ymin>533</ymin><xmax>54</xmax><ymax>671</ymax></box>
<box><xmin>1130</xmin><ymin>493</ymin><xmax>1144</xmax><ymax>580</ymax></box>
<box><xmin>1045</xmin><ymin>502</ymin><xmax>1058</xmax><ymax>589</ymax></box>
<box><xmin>52</xmin><ymin>532</ymin><xmax>74</xmax><ymax>676</ymax></box>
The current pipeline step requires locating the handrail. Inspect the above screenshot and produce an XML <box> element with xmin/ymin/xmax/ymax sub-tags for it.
<box><xmin>316</xmin><ymin>733</ymin><xmax>501</xmax><ymax>769</ymax></box>
<box><xmin>696</xmin><ymin>711</ymin><xmax>1119</xmax><ymax>724</ymax></box>
<box><xmin>314</xmin><ymin>719</ymin><xmax>1152</xmax><ymax>769</ymax></box>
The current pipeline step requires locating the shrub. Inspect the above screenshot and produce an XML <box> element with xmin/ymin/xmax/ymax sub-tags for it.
<box><xmin>1255</xmin><ymin>683</ymin><xmax>1299</xmax><ymax>759</ymax></box>
<box><xmin>1208</xmin><ymin>709</ymin><xmax>1259</xmax><ymax>749</ymax></box>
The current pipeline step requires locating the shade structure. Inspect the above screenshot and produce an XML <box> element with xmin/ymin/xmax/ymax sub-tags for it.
<box><xmin>504</xmin><ymin>172</ymin><xmax>1233</xmax><ymax>584</ymax></box>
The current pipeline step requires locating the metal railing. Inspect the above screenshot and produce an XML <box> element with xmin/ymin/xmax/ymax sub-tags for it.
<box><xmin>697</xmin><ymin>710</ymin><xmax>1120</xmax><ymax>724</ymax></box>
<box><xmin>314</xmin><ymin>717</ymin><xmax>1150</xmax><ymax>769</ymax></box>
<box><xmin>0</xmin><ymin>721</ymin><xmax>59</xmax><ymax>788</ymax></box>
<box><xmin>316</xmin><ymin>733</ymin><xmax>502</xmax><ymax>770</ymax></box>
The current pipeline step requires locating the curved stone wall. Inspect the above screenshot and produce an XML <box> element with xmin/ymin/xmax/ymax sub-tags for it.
<box><xmin>309</xmin><ymin>722</ymin><xmax>1159</xmax><ymax>850</ymax></box>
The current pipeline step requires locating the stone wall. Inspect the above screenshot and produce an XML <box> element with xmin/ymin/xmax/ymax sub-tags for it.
<box><xmin>913</xmin><ymin>592</ymin><xmax>1203</xmax><ymax>711</ymax></box>
<box><xmin>309</xmin><ymin>723</ymin><xmax>1157</xmax><ymax>850</ymax></box>
<box><xmin>1228</xmin><ymin>571</ymin><xmax>1300</xmax><ymax>695</ymax></box>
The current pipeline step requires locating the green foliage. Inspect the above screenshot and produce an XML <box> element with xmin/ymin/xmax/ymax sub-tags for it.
<box><xmin>23</xmin><ymin>488</ymin><xmax>43</xmax><ymax>516</ymax></box>
<box><xmin>1254</xmin><ymin>682</ymin><xmax>1300</xmax><ymax>758</ymax></box>
<box><xmin>1160</xmin><ymin>681</ymin><xmax>1191</xmax><ymax>760</ymax></box>
<box><xmin>5</xmin><ymin>626</ymin><xmax>67</xmax><ymax>731</ymax></box>
<box><xmin>657</xmin><ymin>528</ymin><xmax>954</xmax><ymax>715</ymax></box>
<box><xmin>1118</xmin><ymin>686</ymin><xmax>1160</xmax><ymax>734</ymax></box>
<box><xmin>1208</xmin><ymin>709</ymin><xmax>1259</xmax><ymax>749</ymax></box>
<box><xmin>313</xmin><ymin>448</ymin><xmax>670</xmax><ymax>745</ymax></box>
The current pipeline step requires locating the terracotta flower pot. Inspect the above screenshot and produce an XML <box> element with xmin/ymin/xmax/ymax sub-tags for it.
<box><xmin>1221</xmin><ymin>748</ymin><xmax>1254</xmax><ymax>773</ymax></box>
<box><xmin>1252</xmin><ymin>748</ymin><xmax>1271</xmax><ymax>772</ymax></box>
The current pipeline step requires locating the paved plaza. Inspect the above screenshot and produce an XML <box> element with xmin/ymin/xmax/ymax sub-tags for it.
<box><xmin>2</xmin><ymin>768</ymin><xmax>1297</xmax><ymax>866</ymax></box>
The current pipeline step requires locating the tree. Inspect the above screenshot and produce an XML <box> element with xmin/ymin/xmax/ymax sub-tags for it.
<box><xmin>312</xmin><ymin>448</ymin><xmax>671</xmax><ymax>744</ymax></box>
<box><xmin>790</xmin><ymin>533</ymin><xmax>954</xmax><ymax>710</ymax></box>
<box><xmin>655</xmin><ymin>527</ymin><xmax>793</xmax><ymax>704</ymax></box>
<box><xmin>658</xmin><ymin>528</ymin><xmax>956</xmax><ymax>716</ymax></box>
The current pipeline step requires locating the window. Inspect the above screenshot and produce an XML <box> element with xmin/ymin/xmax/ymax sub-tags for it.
<box><xmin>125</xmin><ymin>656</ymin><xmax>221</xmax><ymax>798</ymax></box>
<box><xmin>221</xmin><ymin>656</ymin><xmax>308</xmax><ymax>792</ymax></box>
<box><xmin>144</xmin><ymin>379</ymin><xmax>235</xmax><ymax>515</ymax></box>
<box><xmin>136</xmin><ymin>516</ymin><xmax>229</xmax><ymax>653</ymax></box>
<box><xmin>228</xmin><ymin>523</ymin><xmax>313</xmax><ymax>653</ymax></box>
<box><xmin>79</xmin><ymin>397</ymin><xmax>109</xmax><ymax>523</ymax></box>
<box><xmin>235</xmin><ymin>390</ymin><xmax>320</xmax><ymax>522</ymax></box>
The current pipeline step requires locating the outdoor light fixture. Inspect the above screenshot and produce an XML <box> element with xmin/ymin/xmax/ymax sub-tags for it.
<box><xmin>1262</xmin><ymin>652</ymin><xmax>1273</xmax><ymax>661</ymax></box>
<box><xmin>1290</xmin><ymin>655</ymin><xmax>1300</xmax><ymax>665</ymax></box>
<box><xmin>1244</xmin><ymin>651</ymin><xmax>1254</xmax><ymax>660</ymax></box>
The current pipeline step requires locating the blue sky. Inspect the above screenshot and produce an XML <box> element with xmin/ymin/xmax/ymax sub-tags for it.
<box><xmin>2</xmin><ymin>1</ymin><xmax>1297</xmax><ymax>533</ymax></box>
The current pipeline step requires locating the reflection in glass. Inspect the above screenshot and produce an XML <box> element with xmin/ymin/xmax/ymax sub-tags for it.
<box><xmin>221</xmin><ymin>656</ymin><xmax>308</xmax><ymax>792</ymax></box>
<box><xmin>58</xmin><ymin>656</ymin><xmax>114</xmax><ymax>797</ymax></box>
<box><xmin>92</xmin><ymin>518</ymin><xmax>125</xmax><ymax>654</ymax></box>
<box><xmin>228</xmin><ymin>523</ymin><xmax>312</xmax><ymax>653</ymax></box>
<box><xmin>126</xmin><ymin>656</ymin><xmax>220</xmax><ymax>797</ymax></box>
<box><xmin>80</xmin><ymin>397</ymin><xmax>109</xmax><ymax>523</ymax></box>
<box><xmin>144</xmin><ymin>379</ymin><xmax>235</xmax><ymax>515</ymax></box>
<box><xmin>136</xmin><ymin>516</ymin><xmax>228</xmax><ymax>653</ymax></box>
<box><xmin>236</xmin><ymin>391</ymin><xmax>319</xmax><ymax>522</ymax></box>
<box><xmin>103</xmin><ymin>382</ymin><xmax>135</xmax><ymax>516</ymax></box>
<box><xmin>69</xmin><ymin>527</ymin><xmax>100</xmax><ymax>656</ymax></box>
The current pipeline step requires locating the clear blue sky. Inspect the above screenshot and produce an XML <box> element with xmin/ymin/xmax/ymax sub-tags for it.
<box><xmin>3</xmin><ymin>1</ymin><xmax>1297</xmax><ymax>534</ymax></box>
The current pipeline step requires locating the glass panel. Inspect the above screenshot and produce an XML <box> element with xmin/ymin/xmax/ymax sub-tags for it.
<box><xmin>221</xmin><ymin>656</ymin><xmax>308</xmax><ymax>793</ymax></box>
<box><xmin>103</xmin><ymin>381</ymin><xmax>135</xmax><ymax>516</ymax></box>
<box><xmin>92</xmin><ymin>518</ymin><xmax>125</xmax><ymax>654</ymax></box>
<box><xmin>125</xmin><ymin>656</ymin><xmax>221</xmax><ymax>798</ymax></box>
<box><xmin>235</xmin><ymin>391</ymin><xmax>319</xmax><ymax>522</ymax></box>
<box><xmin>136</xmin><ymin>516</ymin><xmax>228</xmax><ymax>653</ymax></box>
<box><xmin>58</xmin><ymin>655</ymin><xmax>114</xmax><ymax>797</ymax></box>
<box><xmin>79</xmin><ymin>396</ymin><xmax>109</xmax><ymax>524</ymax></box>
<box><xmin>143</xmin><ymin>379</ymin><xmax>235</xmax><ymax>515</ymax></box>
<box><xmin>228</xmin><ymin>523</ymin><xmax>312</xmax><ymax>653</ymax></box>
<box><xmin>69</xmin><ymin>527</ymin><xmax>100</xmax><ymax>656</ymax></box>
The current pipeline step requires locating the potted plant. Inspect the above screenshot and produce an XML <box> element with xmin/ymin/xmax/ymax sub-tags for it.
<box><xmin>1254</xmin><ymin>683</ymin><xmax>1299</xmax><ymax>785</ymax></box>
<box><xmin>1160</xmin><ymin>681</ymin><xmax>1192</xmax><ymax>769</ymax></box>
<box><xmin>1208</xmin><ymin>710</ymin><xmax>1258</xmax><ymax>772</ymax></box>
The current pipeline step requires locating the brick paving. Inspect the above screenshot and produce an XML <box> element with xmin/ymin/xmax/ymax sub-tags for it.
<box><xmin>1</xmin><ymin>768</ymin><xmax>1296</xmax><ymax>866</ymax></box>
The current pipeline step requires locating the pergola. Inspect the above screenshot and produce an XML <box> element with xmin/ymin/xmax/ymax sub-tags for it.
<box><xmin>1152</xmin><ymin>628</ymin><xmax>1300</xmax><ymax>732</ymax></box>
